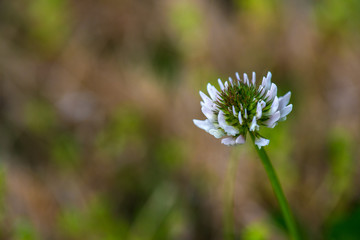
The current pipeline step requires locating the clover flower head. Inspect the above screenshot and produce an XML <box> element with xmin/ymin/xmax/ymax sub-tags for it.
<box><xmin>193</xmin><ymin>71</ymin><xmax>292</xmax><ymax>148</ymax></box>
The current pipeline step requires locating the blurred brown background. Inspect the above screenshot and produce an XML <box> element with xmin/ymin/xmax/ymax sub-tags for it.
<box><xmin>1</xmin><ymin>0</ymin><xmax>360</xmax><ymax>239</ymax></box>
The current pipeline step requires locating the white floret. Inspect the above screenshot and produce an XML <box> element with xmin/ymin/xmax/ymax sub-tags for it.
<box><xmin>255</xmin><ymin>137</ymin><xmax>270</xmax><ymax>148</ymax></box>
<box><xmin>218</xmin><ymin>111</ymin><xmax>239</xmax><ymax>136</ymax></box>
<box><xmin>221</xmin><ymin>137</ymin><xmax>237</xmax><ymax>146</ymax></box>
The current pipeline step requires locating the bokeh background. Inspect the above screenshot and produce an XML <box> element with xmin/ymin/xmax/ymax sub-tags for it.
<box><xmin>1</xmin><ymin>0</ymin><xmax>360</xmax><ymax>239</ymax></box>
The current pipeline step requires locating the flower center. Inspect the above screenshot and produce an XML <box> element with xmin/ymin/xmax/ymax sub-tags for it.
<box><xmin>214</xmin><ymin>80</ymin><xmax>273</xmax><ymax>135</ymax></box>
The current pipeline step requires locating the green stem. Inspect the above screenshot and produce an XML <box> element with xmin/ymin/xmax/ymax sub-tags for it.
<box><xmin>249</xmin><ymin>132</ymin><xmax>300</xmax><ymax>240</ymax></box>
<box><xmin>224</xmin><ymin>149</ymin><xmax>240</xmax><ymax>240</ymax></box>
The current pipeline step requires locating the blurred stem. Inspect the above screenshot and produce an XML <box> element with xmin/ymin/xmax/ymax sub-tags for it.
<box><xmin>224</xmin><ymin>148</ymin><xmax>240</xmax><ymax>240</ymax></box>
<box><xmin>249</xmin><ymin>132</ymin><xmax>300</xmax><ymax>240</ymax></box>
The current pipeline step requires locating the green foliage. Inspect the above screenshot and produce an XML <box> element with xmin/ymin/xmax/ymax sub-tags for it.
<box><xmin>27</xmin><ymin>0</ymin><xmax>70</xmax><ymax>53</ymax></box>
<box><xmin>24</xmin><ymin>99</ymin><xmax>57</xmax><ymax>135</ymax></box>
<box><xmin>327</xmin><ymin>128</ymin><xmax>354</xmax><ymax>195</ymax></box>
<box><xmin>315</xmin><ymin>0</ymin><xmax>360</xmax><ymax>33</ymax></box>
<box><xmin>58</xmin><ymin>197</ymin><xmax>128</xmax><ymax>240</ymax></box>
<box><xmin>127</xmin><ymin>183</ymin><xmax>178</xmax><ymax>240</ymax></box>
<box><xmin>168</xmin><ymin>0</ymin><xmax>203</xmax><ymax>40</ymax></box>
<box><xmin>13</xmin><ymin>220</ymin><xmax>39</xmax><ymax>240</ymax></box>
<box><xmin>50</xmin><ymin>133</ymin><xmax>80</xmax><ymax>169</ymax></box>
<box><xmin>96</xmin><ymin>107</ymin><xmax>145</xmax><ymax>158</ymax></box>
<box><xmin>235</xmin><ymin>0</ymin><xmax>281</xmax><ymax>25</ymax></box>
<box><xmin>150</xmin><ymin>38</ymin><xmax>182</xmax><ymax>83</ymax></box>
<box><xmin>326</xmin><ymin>206</ymin><xmax>360</xmax><ymax>240</ymax></box>
<box><xmin>154</xmin><ymin>138</ymin><xmax>185</xmax><ymax>172</ymax></box>
<box><xmin>238</xmin><ymin>0</ymin><xmax>279</xmax><ymax>12</ymax></box>
<box><xmin>242</xmin><ymin>221</ymin><xmax>270</xmax><ymax>240</ymax></box>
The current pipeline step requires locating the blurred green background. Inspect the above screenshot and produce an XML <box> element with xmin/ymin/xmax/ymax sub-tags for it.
<box><xmin>1</xmin><ymin>0</ymin><xmax>360</xmax><ymax>239</ymax></box>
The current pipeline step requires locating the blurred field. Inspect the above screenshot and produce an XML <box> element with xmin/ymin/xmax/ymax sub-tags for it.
<box><xmin>1</xmin><ymin>0</ymin><xmax>360</xmax><ymax>239</ymax></box>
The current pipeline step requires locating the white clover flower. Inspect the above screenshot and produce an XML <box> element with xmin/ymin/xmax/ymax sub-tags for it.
<box><xmin>193</xmin><ymin>72</ymin><xmax>292</xmax><ymax>148</ymax></box>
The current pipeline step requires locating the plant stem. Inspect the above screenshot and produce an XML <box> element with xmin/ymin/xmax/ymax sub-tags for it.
<box><xmin>224</xmin><ymin>149</ymin><xmax>240</xmax><ymax>240</ymax></box>
<box><xmin>249</xmin><ymin>132</ymin><xmax>300</xmax><ymax>240</ymax></box>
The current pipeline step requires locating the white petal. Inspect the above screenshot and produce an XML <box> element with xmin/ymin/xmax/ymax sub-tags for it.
<box><xmin>264</xmin><ymin>111</ymin><xmax>280</xmax><ymax>128</ymax></box>
<box><xmin>235</xmin><ymin>135</ymin><xmax>246</xmax><ymax>144</ymax></box>
<box><xmin>221</xmin><ymin>137</ymin><xmax>236</xmax><ymax>146</ymax></box>
<box><xmin>278</xmin><ymin>92</ymin><xmax>291</xmax><ymax>110</ymax></box>
<box><xmin>261</xmin><ymin>77</ymin><xmax>267</xmax><ymax>90</ymax></box>
<box><xmin>218</xmin><ymin>78</ymin><xmax>224</xmax><ymax>91</ymax></box>
<box><xmin>218</xmin><ymin>111</ymin><xmax>239</xmax><ymax>136</ymax></box>
<box><xmin>265</xmin><ymin>83</ymin><xmax>277</xmax><ymax>101</ymax></box>
<box><xmin>201</xmin><ymin>106</ymin><xmax>216</xmax><ymax>121</ymax></box>
<box><xmin>209</xmin><ymin>129</ymin><xmax>225</xmax><ymax>138</ymax></box>
<box><xmin>217</xmin><ymin>110</ymin><xmax>227</xmax><ymax>127</ymax></box>
<box><xmin>232</xmin><ymin>105</ymin><xmax>237</xmax><ymax>116</ymax></box>
<box><xmin>238</xmin><ymin>111</ymin><xmax>243</xmax><ymax>125</ymax></box>
<box><xmin>250</xmin><ymin>116</ymin><xmax>259</xmax><ymax>131</ymax></box>
<box><xmin>199</xmin><ymin>90</ymin><xmax>218</xmax><ymax>115</ymax></box>
<box><xmin>235</xmin><ymin>72</ymin><xmax>241</xmax><ymax>81</ymax></box>
<box><xmin>280</xmin><ymin>104</ymin><xmax>293</xmax><ymax>119</ymax></box>
<box><xmin>193</xmin><ymin>119</ymin><xmax>213</xmax><ymax>132</ymax></box>
<box><xmin>199</xmin><ymin>91</ymin><xmax>212</xmax><ymax>105</ymax></box>
<box><xmin>252</xmin><ymin>72</ymin><xmax>256</xmax><ymax>86</ymax></box>
<box><xmin>261</xmin><ymin>72</ymin><xmax>272</xmax><ymax>90</ymax></box>
<box><xmin>255</xmin><ymin>137</ymin><xmax>270</xmax><ymax>148</ymax></box>
<box><xmin>228</xmin><ymin>77</ymin><xmax>233</xmax><ymax>86</ymax></box>
<box><xmin>224</xmin><ymin>81</ymin><xmax>229</xmax><ymax>89</ymax></box>
<box><xmin>266</xmin><ymin>72</ymin><xmax>272</xmax><ymax>88</ymax></box>
<box><xmin>200</xmin><ymin>100</ymin><xmax>213</xmax><ymax>111</ymax></box>
<box><xmin>258</xmin><ymin>85</ymin><xmax>266</xmax><ymax>97</ymax></box>
<box><xmin>244</xmin><ymin>108</ymin><xmax>248</xmax><ymax>119</ymax></box>
<box><xmin>256</xmin><ymin>101</ymin><xmax>263</xmax><ymax>119</ymax></box>
<box><xmin>268</xmin><ymin>96</ymin><xmax>279</xmax><ymax>115</ymax></box>
<box><xmin>207</xmin><ymin>83</ymin><xmax>219</xmax><ymax>101</ymax></box>
<box><xmin>243</xmin><ymin>73</ymin><xmax>250</xmax><ymax>86</ymax></box>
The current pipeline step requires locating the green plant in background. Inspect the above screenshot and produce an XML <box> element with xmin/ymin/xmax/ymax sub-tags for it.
<box><xmin>24</xmin><ymin>99</ymin><xmax>57</xmax><ymax>136</ymax></box>
<box><xmin>193</xmin><ymin>72</ymin><xmax>299</xmax><ymax>239</ymax></box>
<box><xmin>127</xmin><ymin>183</ymin><xmax>178</xmax><ymax>240</ymax></box>
<box><xmin>0</xmin><ymin>165</ymin><xmax>5</xmax><ymax>231</ymax></box>
<box><xmin>58</xmin><ymin>196</ymin><xmax>128</xmax><ymax>240</ymax></box>
<box><xmin>324</xmin><ymin>128</ymin><xmax>357</xmax><ymax>239</ymax></box>
<box><xmin>96</xmin><ymin>107</ymin><xmax>145</xmax><ymax>159</ymax></box>
<box><xmin>13</xmin><ymin>219</ymin><xmax>39</xmax><ymax>240</ymax></box>
<box><xmin>242</xmin><ymin>221</ymin><xmax>270</xmax><ymax>240</ymax></box>
<box><xmin>27</xmin><ymin>0</ymin><xmax>70</xmax><ymax>54</ymax></box>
